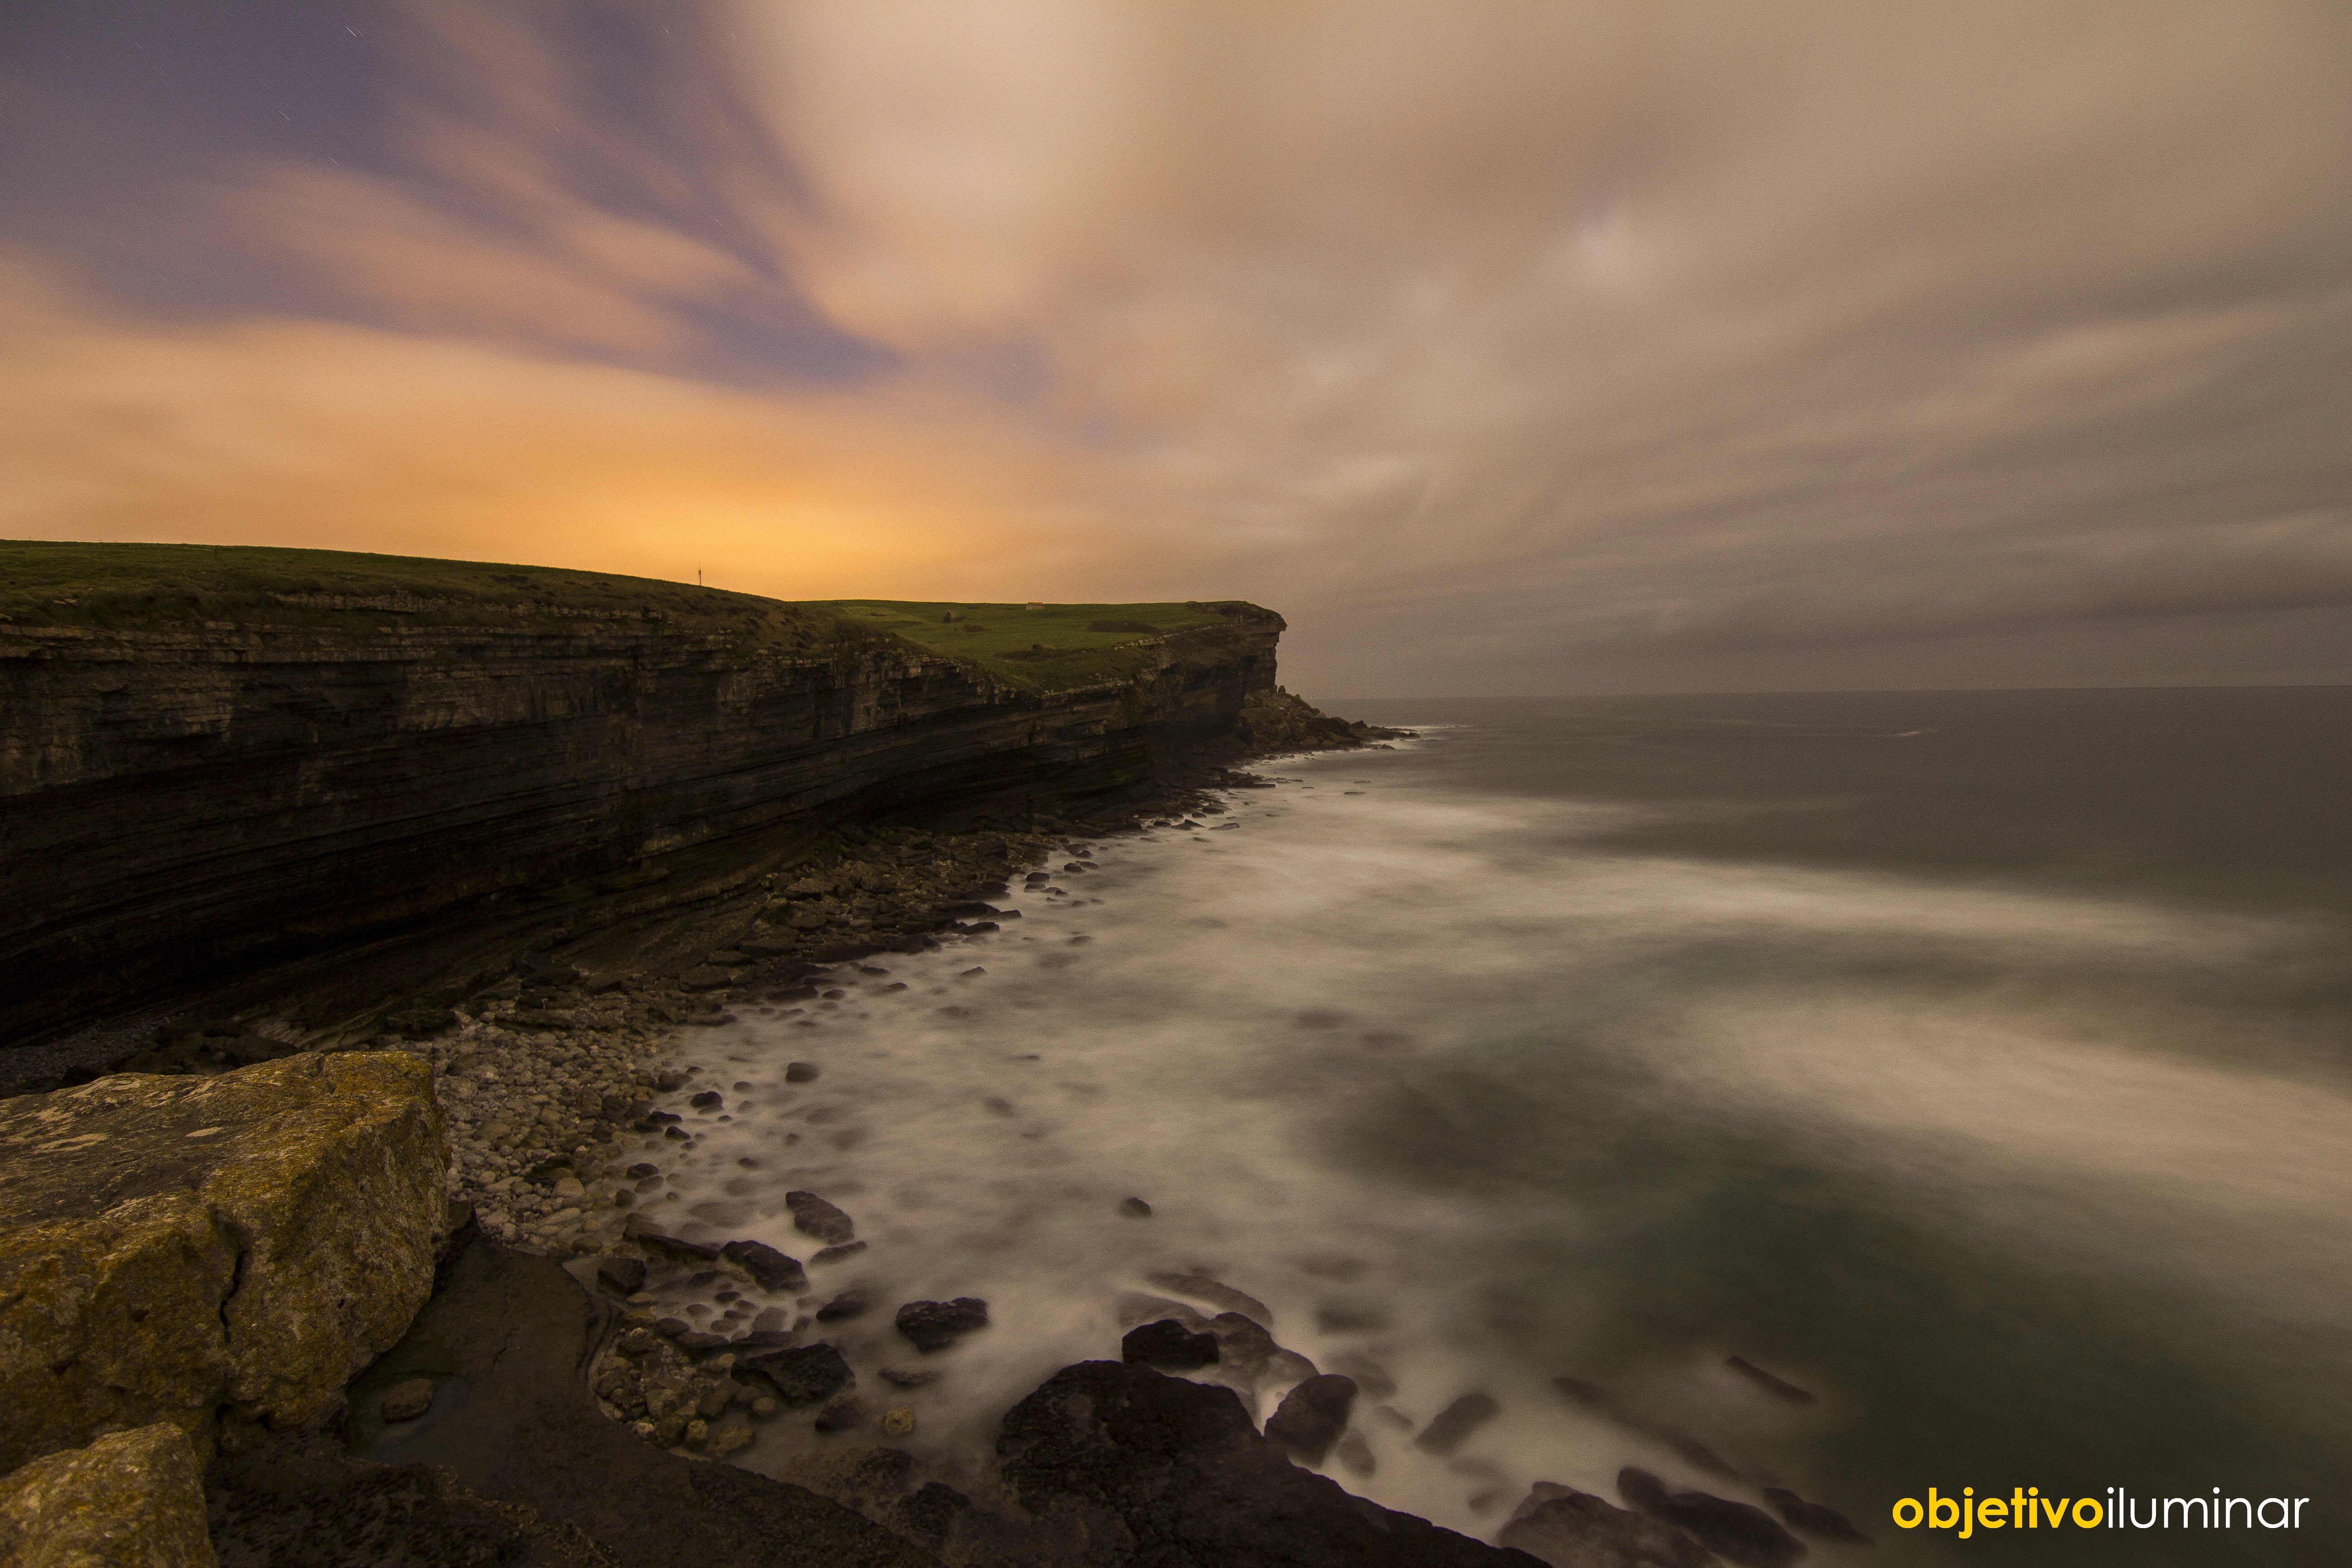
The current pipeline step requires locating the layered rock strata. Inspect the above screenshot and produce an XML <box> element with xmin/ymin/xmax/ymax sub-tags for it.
<box><xmin>0</xmin><ymin>1053</ymin><xmax>448</xmax><ymax>1472</ymax></box>
<box><xmin>1</xmin><ymin>599</ymin><xmax>1294</xmax><ymax>1047</ymax></box>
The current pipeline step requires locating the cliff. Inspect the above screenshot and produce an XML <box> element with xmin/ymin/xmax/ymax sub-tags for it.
<box><xmin>0</xmin><ymin>544</ymin><xmax>1313</xmax><ymax>1051</ymax></box>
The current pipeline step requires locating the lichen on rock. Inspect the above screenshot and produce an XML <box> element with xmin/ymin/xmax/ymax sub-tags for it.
<box><xmin>0</xmin><ymin>1421</ymin><xmax>217</xmax><ymax>1568</ymax></box>
<box><xmin>0</xmin><ymin>1052</ymin><xmax>448</xmax><ymax>1471</ymax></box>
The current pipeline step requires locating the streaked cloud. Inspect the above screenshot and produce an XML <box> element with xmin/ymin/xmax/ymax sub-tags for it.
<box><xmin>3</xmin><ymin>0</ymin><xmax>2347</xmax><ymax>690</ymax></box>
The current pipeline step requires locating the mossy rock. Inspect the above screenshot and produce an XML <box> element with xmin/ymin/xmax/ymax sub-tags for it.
<box><xmin>0</xmin><ymin>1054</ymin><xmax>449</xmax><ymax>1472</ymax></box>
<box><xmin>0</xmin><ymin>1423</ymin><xmax>216</xmax><ymax>1567</ymax></box>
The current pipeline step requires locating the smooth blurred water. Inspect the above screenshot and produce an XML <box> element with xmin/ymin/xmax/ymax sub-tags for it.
<box><xmin>653</xmin><ymin>689</ymin><xmax>2352</xmax><ymax>1564</ymax></box>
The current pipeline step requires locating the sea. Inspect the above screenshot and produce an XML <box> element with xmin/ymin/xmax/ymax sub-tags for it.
<box><xmin>655</xmin><ymin>687</ymin><xmax>2352</xmax><ymax>1565</ymax></box>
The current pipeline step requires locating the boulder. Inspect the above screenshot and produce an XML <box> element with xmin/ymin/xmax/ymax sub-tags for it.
<box><xmin>1496</xmin><ymin>1483</ymin><xmax>1711</xmax><ymax>1568</ymax></box>
<box><xmin>785</xmin><ymin>1191</ymin><xmax>856</xmax><ymax>1245</ymax></box>
<box><xmin>0</xmin><ymin>1053</ymin><xmax>448</xmax><ymax>1470</ymax></box>
<box><xmin>1415</xmin><ymin>1392</ymin><xmax>1501</xmax><ymax>1456</ymax></box>
<box><xmin>895</xmin><ymin>1298</ymin><xmax>989</xmax><ymax>1353</ymax></box>
<box><xmin>1618</xmin><ymin>1469</ymin><xmax>1806</xmax><ymax>1568</ymax></box>
<box><xmin>1764</xmin><ymin>1487</ymin><xmax>1871</xmax><ymax>1545</ymax></box>
<box><xmin>997</xmin><ymin>1361</ymin><xmax>1540</xmax><ymax>1567</ymax></box>
<box><xmin>740</xmin><ymin>1344</ymin><xmax>854</xmax><ymax>1406</ymax></box>
<box><xmin>720</xmin><ymin>1239</ymin><xmax>807</xmax><ymax>1293</ymax></box>
<box><xmin>1122</xmin><ymin>1319</ymin><xmax>1221</xmax><ymax>1371</ymax></box>
<box><xmin>0</xmin><ymin>1422</ymin><xmax>217</xmax><ymax>1568</ymax></box>
<box><xmin>1264</xmin><ymin>1374</ymin><xmax>1357</xmax><ymax>1465</ymax></box>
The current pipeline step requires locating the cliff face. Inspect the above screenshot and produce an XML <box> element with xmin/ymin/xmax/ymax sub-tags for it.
<box><xmin>0</xmin><ymin>598</ymin><xmax>1286</xmax><ymax>1048</ymax></box>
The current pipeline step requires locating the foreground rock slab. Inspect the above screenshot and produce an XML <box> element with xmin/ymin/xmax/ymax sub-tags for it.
<box><xmin>206</xmin><ymin>1230</ymin><xmax>936</xmax><ymax>1568</ymax></box>
<box><xmin>997</xmin><ymin>1360</ymin><xmax>1544</xmax><ymax>1567</ymax></box>
<box><xmin>0</xmin><ymin>1422</ymin><xmax>217</xmax><ymax>1568</ymax></box>
<box><xmin>0</xmin><ymin>1054</ymin><xmax>448</xmax><ymax>1471</ymax></box>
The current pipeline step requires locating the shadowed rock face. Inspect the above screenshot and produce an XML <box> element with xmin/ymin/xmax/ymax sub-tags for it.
<box><xmin>210</xmin><ymin>1233</ymin><xmax>935</xmax><ymax>1568</ymax></box>
<box><xmin>996</xmin><ymin>1360</ymin><xmax>1544</xmax><ymax>1568</ymax></box>
<box><xmin>1497</xmin><ymin>1482</ymin><xmax>1713</xmax><ymax>1568</ymax></box>
<box><xmin>0</xmin><ymin>601</ymin><xmax>1290</xmax><ymax>1047</ymax></box>
<box><xmin>1617</xmin><ymin>1469</ymin><xmax>1806</xmax><ymax>1568</ymax></box>
<box><xmin>0</xmin><ymin>1053</ymin><xmax>447</xmax><ymax>1471</ymax></box>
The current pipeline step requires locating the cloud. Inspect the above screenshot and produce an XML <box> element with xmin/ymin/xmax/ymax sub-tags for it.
<box><xmin>5</xmin><ymin>0</ymin><xmax>2349</xmax><ymax>690</ymax></box>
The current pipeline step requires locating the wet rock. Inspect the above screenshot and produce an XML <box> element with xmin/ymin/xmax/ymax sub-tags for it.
<box><xmin>1204</xmin><ymin>1312</ymin><xmax>1316</xmax><ymax>1389</ymax></box>
<box><xmin>594</xmin><ymin>1256</ymin><xmax>647</xmax><ymax>1297</ymax></box>
<box><xmin>1147</xmin><ymin>1270</ymin><xmax>1273</xmax><ymax>1326</ymax></box>
<box><xmin>689</xmin><ymin>1090</ymin><xmax>724</xmax><ymax>1110</ymax></box>
<box><xmin>1119</xmin><ymin>1196</ymin><xmax>1153</xmax><ymax>1217</ymax></box>
<box><xmin>0</xmin><ymin>1423</ymin><xmax>214</xmax><ymax>1568</ymax></box>
<box><xmin>813</xmin><ymin>1392</ymin><xmax>864</xmax><ymax>1433</ymax></box>
<box><xmin>879</xmin><ymin>1367</ymin><xmax>944</xmax><ymax>1388</ymax></box>
<box><xmin>1265</xmin><ymin>1374</ymin><xmax>1358</xmax><ymax>1465</ymax></box>
<box><xmin>1764</xmin><ymin>1487</ymin><xmax>1872</xmax><ymax>1544</ymax></box>
<box><xmin>813</xmin><ymin>1241</ymin><xmax>868</xmax><ymax>1265</ymax></box>
<box><xmin>380</xmin><ymin>1377</ymin><xmax>436</xmax><ymax>1423</ymax></box>
<box><xmin>1618</xmin><ymin>1468</ymin><xmax>1805</xmax><ymax>1568</ymax></box>
<box><xmin>878</xmin><ymin>1407</ymin><xmax>917</xmax><ymax>1438</ymax></box>
<box><xmin>1726</xmin><ymin>1356</ymin><xmax>1815</xmax><ymax>1405</ymax></box>
<box><xmin>815</xmin><ymin>1289</ymin><xmax>870</xmax><ymax>1323</ymax></box>
<box><xmin>1123</xmin><ymin>1319</ymin><xmax>1222</xmax><ymax>1371</ymax></box>
<box><xmin>897</xmin><ymin>1480</ymin><xmax>969</xmax><ymax>1546</ymax></box>
<box><xmin>785</xmin><ymin>1190</ymin><xmax>856</xmax><ymax>1245</ymax></box>
<box><xmin>621</xmin><ymin>1214</ymin><xmax>717</xmax><ymax>1262</ymax></box>
<box><xmin>718</xmin><ymin>1239</ymin><xmax>808</xmax><ymax>1294</ymax></box>
<box><xmin>784</xmin><ymin>1061</ymin><xmax>821</xmax><ymax>1083</ymax></box>
<box><xmin>707</xmin><ymin>1423</ymin><xmax>756</xmax><ymax>1460</ymax></box>
<box><xmin>1416</xmin><ymin>1393</ymin><xmax>1501</xmax><ymax>1456</ymax></box>
<box><xmin>895</xmin><ymin>1297</ymin><xmax>990</xmax><ymax>1353</ymax></box>
<box><xmin>738</xmin><ymin>1343</ymin><xmax>853</xmax><ymax>1406</ymax></box>
<box><xmin>1553</xmin><ymin>1377</ymin><xmax>1740</xmax><ymax>1480</ymax></box>
<box><xmin>1498</xmin><ymin>1482</ymin><xmax>1713</xmax><ymax>1568</ymax></box>
<box><xmin>998</xmin><ymin>1361</ymin><xmax>1538</xmax><ymax>1567</ymax></box>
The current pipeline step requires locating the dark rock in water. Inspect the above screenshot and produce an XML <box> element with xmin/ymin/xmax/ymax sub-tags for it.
<box><xmin>689</xmin><ymin>1090</ymin><xmax>724</xmax><ymax>1109</ymax></box>
<box><xmin>896</xmin><ymin>1298</ymin><xmax>990</xmax><ymax>1353</ymax></box>
<box><xmin>813</xmin><ymin>1241</ymin><xmax>868</xmax><ymax>1265</ymax></box>
<box><xmin>1764</xmin><ymin>1487</ymin><xmax>1872</xmax><ymax>1544</ymax></box>
<box><xmin>880</xmin><ymin>1366</ymin><xmax>945</xmax><ymax>1388</ymax></box>
<box><xmin>1415</xmin><ymin>1393</ymin><xmax>1501</xmax><ymax>1456</ymax></box>
<box><xmin>380</xmin><ymin>1377</ymin><xmax>435</xmax><ymax>1423</ymax></box>
<box><xmin>899</xmin><ymin>1480</ymin><xmax>975</xmax><ymax>1548</ymax></box>
<box><xmin>622</xmin><ymin>1214</ymin><xmax>716</xmax><ymax>1261</ymax></box>
<box><xmin>1618</xmin><ymin>1468</ymin><xmax>1805</xmax><ymax>1568</ymax></box>
<box><xmin>1123</xmin><ymin>1319</ymin><xmax>1221</xmax><ymax>1371</ymax></box>
<box><xmin>816</xmin><ymin>1289</ymin><xmax>871</xmax><ymax>1323</ymax></box>
<box><xmin>813</xmin><ymin>1392</ymin><xmax>865</xmax><ymax>1432</ymax></box>
<box><xmin>1119</xmin><ymin>1196</ymin><xmax>1153</xmax><ymax>1218</ymax></box>
<box><xmin>650</xmin><ymin>1068</ymin><xmax>691</xmax><ymax>1093</ymax></box>
<box><xmin>720</xmin><ymin>1239</ymin><xmax>808</xmax><ymax>1293</ymax></box>
<box><xmin>594</xmin><ymin>1256</ymin><xmax>647</xmax><ymax>1297</ymax></box>
<box><xmin>1553</xmin><ymin>1376</ymin><xmax>1740</xmax><ymax>1480</ymax></box>
<box><xmin>997</xmin><ymin>1361</ymin><xmax>1539</xmax><ymax>1567</ymax></box>
<box><xmin>1314</xmin><ymin>1300</ymin><xmax>1389</xmax><ymax>1333</ymax></box>
<box><xmin>1726</xmin><ymin>1356</ymin><xmax>1815</xmax><ymax>1404</ymax></box>
<box><xmin>785</xmin><ymin>1061</ymin><xmax>821</xmax><ymax>1083</ymax></box>
<box><xmin>676</xmin><ymin>1330</ymin><xmax>732</xmax><ymax>1355</ymax></box>
<box><xmin>1147</xmin><ymin>1270</ymin><xmax>1272</xmax><ymax>1326</ymax></box>
<box><xmin>750</xmin><ymin>1306</ymin><xmax>793</xmax><ymax>1334</ymax></box>
<box><xmin>1499</xmin><ymin>1483</ymin><xmax>1713</xmax><ymax>1568</ymax></box>
<box><xmin>1334</xmin><ymin>1433</ymin><xmax>1375</xmax><ymax>1478</ymax></box>
<box><xmin>740</xmin><ymin>1343</ymin><xmax>854</xmax><ymax>1406</ymax></box>
<box><xmin>626</xmin><ymin>1162</ymin><xmax>660</xmax><ymax>1179</ymax></box>
<box><xmin>1200</xmin><ymin>1312</ymin><xmax>1314</xmax><ymax>1389</ymax></box>
<box><xmin>1265</xmin><ymin>1374</ymin><xmax>1357</xmax><ymax>1465</ymax></box>
<box><xmin>785</xmin><ymin>1190</ymin><xmax>856</xmax><ymax>1245</ymax></box>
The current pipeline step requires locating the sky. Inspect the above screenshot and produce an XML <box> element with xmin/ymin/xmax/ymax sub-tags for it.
<box><xmin>3</xmin><ymin>1</ymin><xmax>2348</xmax><ymax>696</ymax></box>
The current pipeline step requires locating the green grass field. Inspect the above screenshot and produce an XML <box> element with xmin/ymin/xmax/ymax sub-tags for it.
<box><xmin>1</xmin><ymin>542</ymin><xmax>1240</xmax><ymax>692</ymax></box>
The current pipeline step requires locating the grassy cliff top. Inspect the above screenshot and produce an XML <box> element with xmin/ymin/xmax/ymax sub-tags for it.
<box><xmin>0</xmin><ymin>542</ymin><xmax>1261</xmax><ymax>692</ymax></box>
<box><xmin>816</xmin><ymin>599</ymin><xmax>1244</xmax><ymax>691</ymax></box>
